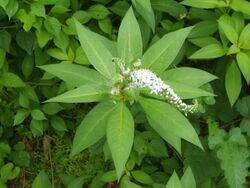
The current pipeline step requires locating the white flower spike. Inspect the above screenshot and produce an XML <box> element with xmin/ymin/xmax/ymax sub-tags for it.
<box><xmin>112</xmin><ymin>58</ymin><xmax>197</xmax><ymax>115</ymax></box>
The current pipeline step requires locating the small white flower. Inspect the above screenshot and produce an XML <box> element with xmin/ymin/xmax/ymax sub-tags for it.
<box><xmin>127</xmin><ymin>68</ymin><xmax>196</xmax><ymax>114</ymax></box>
<box><xmin>111</xmin><ymin>58</ymin><xmax>197</xmax><ymax>114</ymax></box>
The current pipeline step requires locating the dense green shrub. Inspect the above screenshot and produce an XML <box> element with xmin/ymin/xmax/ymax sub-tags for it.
<box><xmin>0</xmin><ymin>0</ymin><xmax>249</xmax><ymax>187</ymax></box>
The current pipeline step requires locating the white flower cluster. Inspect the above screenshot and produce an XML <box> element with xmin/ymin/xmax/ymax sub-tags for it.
<box><xmin>111</xmin><ymin>58</ymin><xmax>197</xmax><ymax>114</ymax></box>
<box><xmin>128</xmin><ymin>68</ymin><xmax>196</xmax><ymax>115</ymax></box>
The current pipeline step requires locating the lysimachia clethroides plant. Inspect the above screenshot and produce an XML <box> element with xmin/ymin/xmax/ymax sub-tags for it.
<box><xmin>39</xmin><ymin>7</ymin><xmax>216</xmax><ymax>181</ymax></box>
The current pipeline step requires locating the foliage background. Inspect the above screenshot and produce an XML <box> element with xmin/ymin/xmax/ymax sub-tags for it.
<box><xmin>0</xmin><ymin>0</ymin><xmax>249</xmax><ymax>187</ymax></box>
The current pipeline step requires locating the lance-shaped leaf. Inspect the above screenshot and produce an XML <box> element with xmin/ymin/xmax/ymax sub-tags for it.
<box><xmin>74</xmin><ymin>18</ymin><xmax>115</xmax><ymax>78</ymax></box>
<box><xmin>189</xmin><ymin>43</ymin><xmax>226</xmax><ymax>59</ymax></box>
<box><xmin>107</xmin><ymin>102</ymin><xmax>134</xmax><ymax>180</ymax></box>
<box><xmin>225</xmin><ymin>60</ymin><xmax>242</xmax><ymax>106</ymax></box>
<box><xmin>181</xmin><ymin>167</ymin><xmax>196</xmax><ymax>188</ymax></box>
<box><xmin>147</xmin><ymin>117</ymin><xmax>181</xmax><ymax>153</ymax></box>
<box><xmin>132</xmin><ymin>0</ymin><xmax>155</xmax><ymax>32</ymax></box>
<box><xmin>45</xmin><ymin>84</ymin><xmax>109</xmax><ymax>103</ymax></box>
<box><xmin>140</xmin><ymin>98</ymin><xmax>203</xmax><ymax>150</ymax></box>
<box><xmin>218</xmin><ymin>14</ymin><xmax>238</xmax><ymax>44</ymax></box>
<box><xmin>117</xmin><ymin>7</ymin><xmax>143</xmax><ymax>66</ymax></box>
<box><xmin>161</xmin><ymin>67</ymin><xmax>217</xmax><ymax>87</ymax></box>
<box><xmin>142</xmin><ymin>27</ymin><xmax>192</xmax><ymax>74</ymax></box>
<box><xmin>236</xmin><ymin>52</ymin><xmax>250</xmax><ymax>84</ymax></box>
<box><xmin>39</xmin><ymin>64</ymin><xmax>108</xmax><ymax>87</ymax></box>
<box><xmin>238</xmin><ymin>24</ymin><xmax>250</xmax><ymax>50</ymax></box>
<box><xmin>71</xmin><ymin>102</ymin><xmax>116</xmax><ymax>157</ymax></box>
<box><xmin>181</xmin><ymin>0</ymin><xmax>226</xmax><ymax>9</ymax></box>
<box><xmin>165</xmin><ymin>172</ymin><xmax>182</xmax><ymax>188</ymax></box>
<box><xmin>32</xmin><ymin>170</ymin><xmax>52</xmax><ymax>188</ymax></box>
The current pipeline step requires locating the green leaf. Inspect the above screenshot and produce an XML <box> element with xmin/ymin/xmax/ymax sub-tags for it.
<box><xmin>232</xmin><ymin>12</ymin><xmax>244</xmax><ymax>34</ymax></box>
<box><xmin>42</xmin><ymin>103</ymin><xmax>63</xmax><ymax>115</ymax></box>
<box><xmin>36</xmin><ymin>29</ymin><xmax>53</xmax><ymax>48</ymax></box>
<box><xmin>54</xmin><ymin>31</ymin><xmax>69</xmax><ymax>53</ymax></box>
<box><xmin>236</xmin><ymin>52</ymin><xmax>250</xmax><ymax>83</ymax></box>
<box><xmin>87</xmin><ymin>4</ymin><xmax>110</xmax><ymax>20</ymax></box>
<box><xmin>0</xmin><ymin>30</ymin><xmax>11</xmax><ymax>51</ymax></box>
<box><xmin>163</xmin><ymin>81</ymin><xmax>214</xmax><ymax>99</ymax></box>
<box><xmin>236</xmin><ymin>96</ymin><xmax>250</xmax><ymax>117</ymax></box>
<box><xmin>146</xmin><ymin>114</ymin><xmax>182</xmax><ymax>153</ymax></box>
<box><xmin>98</xmin><ymin>17</ymin><xmax>112</xmax><ymax>35</ymax></box>
<box><xmin>189</xmin><ymin>37</ymin><xmax>219</xmax><ymax>48</ymax></box>
<box><xmin>131</xmin><ymin>170</ymin><xmax>153</xmax><ymax>185</ymax></box>
<box><xmin>161</xmin><ymin>67</ymin><xmax>217</xmax><ymax>87</ymax></box>
<box><xmin>218</xmin><ymin>14</ymin><xmax>238</xmax><ymax>44</ymax></box>
<box><xmin>240</xmin><ymin>118</ymin><xmax>250</xmax><ymax>136</ymax></box>
<box><xmin>46</xmin><ymin>48</ymin><xmax>68</xmax><ymax>60</ymax></box>
<box><xmin>181</xmin><ymin>167</ymin><xmax>196</xmax><ymax>188</ymax></box>
<box><xmin>22</xmin><ymin>55</ymin><xmax>34</xmax><ymax>80</ymax></box>
<box><xmin>238</xmin><ymin>23</ymin><xmax>250</xmax><ymax>49</ymax></box>
<box><xmin>132</xmin><ymin>0</ymin><xmax>155</xmax><ymax>32</ymax></box>
<box><xmin>107</xmin><ymin>102</ymin><xmax>134</xmax><ymax>180</ymax></box>
<box><xmin>16</xmin><ymin>31</ymin><xmax>36</xmax><ymax>55</ymax></box>
<box><xmin>71</xmin><ymin>102</ymin><xmax>116</xmax><ymax>156</ymax></box>
<box><xmin>142</xmin><ymin>27</ymin><xmax>192</xmax><ymax>74</ymax></box>
<box><xmin>32</xmin><ymin>170</ymin><xmax>52</xmax><ymax>188</ymax></box>
<box><xmin>39</xmin><ymin>64</ymin><xmax>107</xmax><ymax>86</ymax></box>
<box><xmin>0</xmin><ymin>0</ymin><xmax>8</xmax><ymax>10</ymax></box>
<box><xmin>0</xmin><ymin>72</ymin><xmax>25</xmax><ymax>87</ymax></box>
<box><xmin>110</xmin><ymin>1</ymin><xmax>130</xmax><ymax>17</ymax></box>
<box><xmin>208</xmin><ymin>128</ymin><xmax>249</xmax><ymax>188</ymax></box>
<box><xmin>181</xmin><ymin>0</ymin><xmax>225</xmax><ymax>9</ymax></box>
<box><xmin>46</xmin><ymin>84</ymin><xmax>109</xmax><ymax>103</ymax></box>
<box><xmin>165</xmin><ymin>172</ymin><xmax>182</xmax><ymax>188</ymax></box>
<box><xmin>101</xmin><ymin>170</ymin><xmax>117</xmax><ymax>182</ymax></box>
<box><xmin>121</xmin><ymin>179</ymin><xmax>142</xmax><ymax>188</ymax></box>
<box><xmin>67</xmin><ymin>177</ymin><xmax>85</xmax><ymax>188</ymax></box>
<box><xmin>30</xmin><ymin>120</ymin><xmax>44</xmax><ymax>137</ymax></box>
<box><xmin>31</xmin><ymin>109</ymin><xmax>47</xmax><ymax>121</ymax></box>
<box><xmin>230</xmin><ymin>0</ymin><xmax>250</xmax><ymax>16</ymax></box>
<box><xmin>73</xmin><ymin>11</ymin><xmax>91</xmax><ymax>24</ymax></box>
<box><xmin>183</xmin><ymin>144</ymin><xmax>220</xmax><ymax>185</ymax></box>
<box><xmin>0</xmin><ymin>163</ymin><xmax>20</xmax><ymax>183</ymax></box>
<box><xmin>44</xmin><ymin>16</ymin><xmax>61</xmax><ymax>37</ymax></box>
<box><xmin>189</xmin><ymin>43</ymin><xmax>226</xmax><ymax>59</ymax></box>
<box><xmin>225</xmin><ymin>60</ymin><xmax>241</xmax><ymax>106</ymax></box>
<box><xmin>5</xmin><ymin>0</ymin><xmax>19</xmax><ymax>19</ymax></box>
<box><xmin>140</xmin><ymin>98</ymin><xmax>202</xmax><ymax>150</ymax></box>
<box><xmin>0</xmin><ymin>143</ymin><xmax>11</xmax><ymax>156</ymax></box>
<box><xmin>0</xmin><ymin>49</ymin><xmax>5</xmax><ymax>70</ymax></box>
<box><xmin>117</xmin><ymin>7</ymin><xmax>143</xmax><ymax>66</ymax></box>
<box><xmin>51</xmin><ymin>116</ymin><xmax>67</xmax><ymax>132</ymax></box>
<box><xmin>17</xmin><ymin>9</ymin><xmax>36</xmax><ymax>32</ymax></box>
<box><xmin>74</xmin><ymin>18</ymin><xmax>115</xmax><ymax>78</ymax></box>
<box><xmin>14</xmin><ymin>109</ymin><xmax>30</xmax><ymax>126</ymax></box>
<box><xmin>188</xmin><ymin>20</ymin><xmax>217</xmax><ymax>38</ymax></box>
<box><xmin>31</xmin><ymin>2</ymin><xmax>46</xmax><ymax>17</ymax></box>
<box><xmin>19</xmin><ymin>93</ymin><xmax>30</xmax><ymax>108</ymax></box>
<box><xmin>152</xmin><ymin>0</ymin><xmax>187</xmax><ymax>18</ymax></box>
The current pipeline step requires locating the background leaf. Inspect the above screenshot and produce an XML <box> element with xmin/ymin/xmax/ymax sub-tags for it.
<box><xmin>32</xmin><ymin>170</ymin><xmax>52</xmax><ymax>188</ymax></box>
<box><xmin>225</xmin><ymin>60</ymin><xmax>242</xmax><ymax>106</ymax></box>
<box><xmin>74</xmin><ymin>18</ymin><xmax>115</xmax><ymax>78</ymax></box>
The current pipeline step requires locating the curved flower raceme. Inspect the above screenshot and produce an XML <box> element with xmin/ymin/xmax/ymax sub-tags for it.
<box><xmin>128</xmin><ymin>68</ymin><xmax>197</xmax><ymax>115</ymax></box>
<box><xmin>112</xmin><ymin>58</ymin><xmax>197</xmax><ymax>115</ymax></box>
